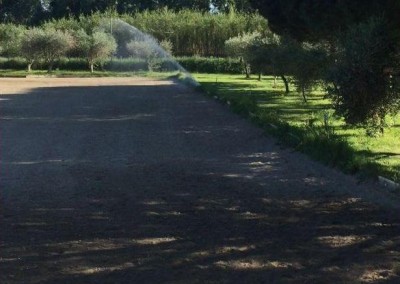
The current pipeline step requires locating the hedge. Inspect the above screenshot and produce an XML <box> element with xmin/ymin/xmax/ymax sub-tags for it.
<box><xmin>0</xmin><ymin>56</ymin><xmax>243</xmax><ymax>74</ymax></box>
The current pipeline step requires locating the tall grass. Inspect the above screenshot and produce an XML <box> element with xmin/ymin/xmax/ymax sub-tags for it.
<box><xmin>122</xmin><ymin>9</ymin><xmax>267</xmax><ymax>56</ymax></box>
<box><xmin>40</xmin><ymin>9</ymin><xmax>267</xmax><ymax>57</ymax></box>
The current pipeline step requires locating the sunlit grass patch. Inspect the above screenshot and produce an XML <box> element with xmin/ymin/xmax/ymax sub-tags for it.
<box><xmin>194</xmin><ymin>73</ymin><xmax>400</xmax><ymax>183</ymax></box>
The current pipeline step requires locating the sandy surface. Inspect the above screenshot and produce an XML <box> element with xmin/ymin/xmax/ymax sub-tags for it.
<box><xmin>0</xmin><ymin>77</ymin><xmax>399</xmax><ymax>283</ymax></box>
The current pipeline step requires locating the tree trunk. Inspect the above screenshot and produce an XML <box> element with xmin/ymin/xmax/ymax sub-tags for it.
<box><xmin>90</xmin><ymin>63</ymin><xmax>94</xmax><ymax>73</ymax></box>
<box><xmin>280</xmin><ymin>75</ymin><xmax>289</xmax><ymax>93</ymax></box>
<box><xmin>258</xmin><ymin>72</ymin><xmax>261</xmax><ymax>81</ymax></box>
<box><xmin>245</xmin><ymin>64</ymin><xmax>250</xmax><ymax>79</ymax></box>
<box><xmin>47</xmin><ymin>62</ymin><xmax>53</xmax><ymax>73</ymax></box>
<box><xmin>27</xmin><ymin>63</ymin><xmax>32</xmax><ymax>72</ymax></box>
<box><xmin>302</xmin><ymin>86</ymin><xmax>307</xmax><ymax>103</ymax></box>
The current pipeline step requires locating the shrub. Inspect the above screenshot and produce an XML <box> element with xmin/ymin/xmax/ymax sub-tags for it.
<box><xmin>126</xmin><ymin>40</ymin><xmax>160</xmax><ymax>71</ymax></box>
<box><xmin>177</xmin><ymin>57</ymin><xmax>242</xmax><ymax>74</ymax></box>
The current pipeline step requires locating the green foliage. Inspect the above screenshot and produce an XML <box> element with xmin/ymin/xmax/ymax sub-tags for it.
<box><xmin>20</xmin><ymin>28</ymin><xmax>46</xmax><ymax>71</ymax></box>
<box><xmin>0</xmin><ymin>24</ymin><xmax>25</xmax><ymax>57</ymax></box>
<box><xmin>123</xmin><ymin>9</ymin><xmax>267</xmax><ymax>56</ymax></box>
<box><xmin>74</xmin><ymin>30</ymin><xmax>117</xmax><ymax>72</ymax></box>
<box><xmin>0</xmin><ymin>0</ymin><xmax>46</xmax><ymax>25</ymax></box>
<box><xmin>245</xmin><ymin>31</ymin><xmax>280</xmax><ymax>78</ymax></box>
<box><xmin>1</xmin><ymin>0</ymin><xmax>254</xmax><ymax>25</ymax></box>
<box><xmin>327</xmin><ymin>18</ymin><xmax>400</xmax><ymax>134</ymax></box>
<box><xmin>1</xmin><ymin>10</ymin><xmax>267</xmax><ymax>58</ymax></box>
<box><xmin>20</xmin><ymin>27</ymin><xmax>73</xmax><ymax>72</ymax></box>
<box><xmin>160</xmin><ymin>39</ymin><xmax>173</xmax><ymax>56</ymax></box>
<box><xmin>177</xmin><ymin>57</ymin><xmax>242</xmax><ymax>74</ymax></box>
<box><xmin>291</xmin><ymin>43</ymin><xmax>328</xmax><ymax>102</ymax></box>
<box><xmin>0</xmin><ymin>56</ymin><xmax>243</xmax><ymax>74</ymax></box>
<box><xmin>225</xmin><ymin>32</ymin><xmax>260</xmax><ymax>77</ymax></box>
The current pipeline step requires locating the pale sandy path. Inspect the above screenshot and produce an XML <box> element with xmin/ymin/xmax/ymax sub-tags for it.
<box><xmin>0</xmin><ymin>77</ymin><xmax>399</xmax><ymax>283</ymax></box>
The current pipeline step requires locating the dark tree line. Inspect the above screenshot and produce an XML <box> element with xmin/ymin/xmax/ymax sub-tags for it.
<box><xmin>249</xmin><ymin>0</ymin><xmax>400</xmax><ymax>42</ymax></box>
<box><xmin>0</xmin><ymin>0</ymin><xmax>252</xmax><ymax>25</ymax></box>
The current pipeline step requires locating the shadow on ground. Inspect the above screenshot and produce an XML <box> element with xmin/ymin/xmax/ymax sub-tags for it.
<box><xmin>0</xmin><ymin>81</ymin><xmax>399</xmax><ymax>283</ymax></box>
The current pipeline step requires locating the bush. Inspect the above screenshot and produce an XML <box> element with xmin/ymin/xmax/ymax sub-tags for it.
<box><xmin>177</xmin><ymin>57</ymin><xmax>242</xmax><ymax>74</ymax></box>
<box><xmin>0</xmin><ymin>55</ymin><xmax>243</xmax><ymax>74</ymax></box>
<box><xmin>0</xmin><ymin>57</ymin><xmax>27</xmax><ymax>69</ymax></box>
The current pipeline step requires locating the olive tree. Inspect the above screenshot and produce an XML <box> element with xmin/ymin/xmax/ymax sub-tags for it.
<box><xmin>291</xmin><ymin>43</ymin><xmax>328</xmax><ymax>103</ymax></box>
<box><xmin>327</xmin><ymin>18</ymin><xmax>400</xmax><ymax>134</ymax></box>
<box><xmin>40</xmin><ymin>28</ymin><xmax>74</xmax><ymax>72</ymax></box>
<box><xmin>225</xmin><ymin>32</ymin><xmax>260</xmax><ymax>78</ymax></box>
<box><xmin>246</xmin><ymin>38</ymin><xmax>269</xmax><ymax>80</ymax></box>
<box><xmin>21</xmin><ymin>27</ymin><xmax>73</xmax><ymax>72</ymax></box>
<box><xmin>20</xmin><ymin>28</ymin><xmax>45</xmax><ymax>72</ymax></box>
<box><xmin>75</xmin><ymin>30</ymin><xmax>117</xmax><ymax>73</ymax></box>
<box><xmin>0</xmin><ymin>24</ymin><xmax>25</xmax><ymax>58</ymax></box>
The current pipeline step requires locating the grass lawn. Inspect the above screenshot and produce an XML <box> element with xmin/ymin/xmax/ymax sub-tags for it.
<box><xmin>194</xmin><ymin>73</ymin><xmax>400</xmax><ymax>183</ymax></box>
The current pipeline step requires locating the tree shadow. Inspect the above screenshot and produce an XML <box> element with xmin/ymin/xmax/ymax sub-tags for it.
<box><xmin>1</xmin><ymin>80</ymin><xmax>399</xmax><ymax>283</ymax></box>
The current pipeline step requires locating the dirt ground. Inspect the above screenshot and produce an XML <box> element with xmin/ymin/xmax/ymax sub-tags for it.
<box><xmin>0</xmin><ymin>77</ymin><xmax>399</xmax><ymax>283</ymax></box>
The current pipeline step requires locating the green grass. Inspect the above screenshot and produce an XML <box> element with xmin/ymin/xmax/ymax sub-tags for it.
<box><xmin>194</xmin><ymin>73</ymin><xmax>400</xmax><ymax>183</ymax></box>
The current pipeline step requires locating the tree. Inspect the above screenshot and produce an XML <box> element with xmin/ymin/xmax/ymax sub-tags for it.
<box><xmin>39</xmin><ymin>28</ymin><xmax>74</xmax><ymax>72</ymax></box>
<box><xmin>327</xmin><ymin>18</ymin><xmax>400</xmax><ymax>134</ymax></box>
<box><xmin>0</xmin><ymin>0</ymin><xmax>48</xmax><ymax>24</ymax></box>
<box><xmin>74</xmin><ymin>30</ymin><xmax>117</xmax><ymax>73</ymax></box>
<box><xmin>225</xmin><ymin>32</ymin><xmax>260</xmax><ymax>78</ymax></box>
<box><xmin>20</xmin><ymin>27</ymin><xmax>73</xmax><ymax>72</ymax></box>
<box><xmin>0</xmin><ymin>24</ymin><xmax>25</xmax><ymax>58</ymax></box>
<box><xmin>291</xmin><ymin>43</ymin><xmax>328</xmax><ymax>103</ymax></box>
<box><xmin>20</xmin><ymin>28</ymin><xmax>45</xmax><ymax>72</ymax></box>
<box><xmin>245</xmin><ymin>34</ymin><xmax>271</xmax><ymax>80</ymax></box>
<box><xmin>269</xmin><ymin>36</ymin><xmax>299</xmax><ymax>93</ymax></box>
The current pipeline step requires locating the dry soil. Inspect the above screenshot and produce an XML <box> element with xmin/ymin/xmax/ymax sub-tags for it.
<box><xmin>0</xmin><ymin>77</ymin><xmax>399</xmax><ymax>283</ymax></box>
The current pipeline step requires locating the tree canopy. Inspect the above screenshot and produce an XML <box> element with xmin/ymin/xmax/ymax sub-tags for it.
<box><xmin>249</xmin><ymin>0</ymin><xmax>400</xmax><ymax>42</ymax></box>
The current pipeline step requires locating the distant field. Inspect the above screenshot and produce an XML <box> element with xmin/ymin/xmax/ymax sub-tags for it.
<box><xmin>194</xmin><ymin>73</ymin><xmax>400</xmax><ymax>182</ymax></box>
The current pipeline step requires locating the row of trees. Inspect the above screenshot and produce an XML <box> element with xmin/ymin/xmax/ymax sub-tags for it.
<box><xmin>4</xmin><ymin>25</ymin><xmax>118</xmax><ymax>73</ymax></box>
<box><xmin>225</xmin><ymin>32</ymin><xmax>327</xmax><ymax>102</ymax></box>
<box><xmin>225</xmin><ymin>16</ymin><xmax>400</xmax><ymax>135</ymax></box>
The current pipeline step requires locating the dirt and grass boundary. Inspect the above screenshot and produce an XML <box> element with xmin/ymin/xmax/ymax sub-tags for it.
<box><xmin>194</xmin><ymin>73</ymin><xmax>400</xmax><ymax>186</ymax></box>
